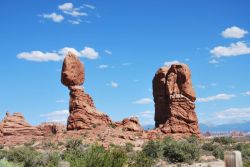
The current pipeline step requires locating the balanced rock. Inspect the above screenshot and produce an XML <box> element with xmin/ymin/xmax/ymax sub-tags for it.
<box><xmin>153</xmin><ymin>64</ymin><xmax>200</xmax><ymax>136</ymax></box>
<box><xmin>61</xmin><ymin>52</ymin><xmax>112</xmax><ymax>130</ymax></box>
<box><xmin>61</xmin><ymin>52</ymin><xmax>84</xmax><ymax>86</ymax></box>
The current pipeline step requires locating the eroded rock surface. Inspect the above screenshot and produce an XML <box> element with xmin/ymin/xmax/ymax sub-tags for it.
<box><xmin>153</xmin><ymin>64</ymin><xmax>200</xmax><ymax>136</ymax></box>
<box><xmin>61</xmin><ymin>52</ymin><xmax>112</xmax><ymax>130</ymax></box>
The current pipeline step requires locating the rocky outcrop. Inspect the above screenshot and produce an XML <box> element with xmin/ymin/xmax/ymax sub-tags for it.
<box><xmin>115</xmin><ymin>117</ymin><xmax>143</xmax><ymax>132</ymax></box>
<box><xmin>153</xmin><ymin>64</ymin><xmax>200</xmax><ymax>136</ymax></box>
<box><xmin>37</xmin><ymin>122</ymin><xmax>66</xmax><ymax>137</ymax></box>
<box><xmin>61</xmin><ymin>52</ymin><xmax>112</xmax><ymax>130</ymax></box>
<box><xmin>0</xmin><ymin>112</ymin><xmax>43</xmax><ymax>145</ymax></box>
<box><xmin>1</xmin><ymin>112</ymin><xmax>42</xmax><ymax>137</ymax></box>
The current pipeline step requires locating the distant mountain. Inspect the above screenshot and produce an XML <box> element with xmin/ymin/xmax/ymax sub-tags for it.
<box><xmin>144</xmin><ymin>122</ymin><xmax>250</xmax><ymax>132</ymax></box>
<box><xmin>199</xmin><ymin>122</ymin><xmax>250</xmax><ymax>132</ymax></box>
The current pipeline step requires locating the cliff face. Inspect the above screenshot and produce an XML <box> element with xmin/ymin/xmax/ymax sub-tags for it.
<box><xmin>153</xmin><ymin>64</ymin><xmax>200</xmax><ymax>136</ymax></box>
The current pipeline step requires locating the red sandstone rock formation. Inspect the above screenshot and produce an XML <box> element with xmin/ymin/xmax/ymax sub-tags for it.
<box><xmin>61</xmin><ymin>52</ymin><xmax>112</xmax><ymax>130</ymax></box>
<box><xmin>115</xmin><ymin>117</ymin><xmax>143</xmax><ymax>132</ymax></box>
<box><xmin>1</xmin><ymin>112</ymin><xmax>43</xmax><ymax>144</ymax></box>
<box><xmin>37</xmin><ymin>122</ymin><xmax>66</xmax><ymax>137</ymax></box>
<box><xmin>153</xmin><ymin>64</ymin><xmax>200</xmax><ymax>136</ymax></box>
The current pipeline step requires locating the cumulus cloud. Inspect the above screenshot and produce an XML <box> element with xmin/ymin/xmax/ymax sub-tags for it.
<box><xmin>104</xmin><ymin>50</ymin><xmax>112</xmax><ymax>55</ymax></box>
<box><xmin>164</xmin><ymin>60</ymin><xmax>181</xmax><ymax>67</ymax></box>
<box><xmin>41</xmin><ymin>13</ymin><xmax>64</xmax><ymax>23</ymax></box>
<box><xmin>58</xmin><ymin>2</ymin><xmax>87</xmax><ymax>17</ymax></box>
<box><xmin>133</xmin><ymin>98</ymin><xmax>153</xmax><ymax>104</ymax></box>
<box><xmin>106</xmin><ymin>81</ymin><xmax>119</xmax><ymax>88</ymax></box>
<box><xmin>210</xmin><ymin>41</ymin><xmax>250</xmax><ymax>58</ymax></box>
<box><xmin>197</xmin><ymin>93</ymin><xmax>235</xmax><ymax>102</ymax></box>
<box><xmin>40</xmin><ymin>109</ymin><xmax>69</xmax><ymax>123</ymax></box>
<box><xmin>221</xmin><ymin>26</ymin><xmax>248</xmax><ymax>39</ymax></box>
<box><xmin>17</xmin><ymin>46</ymin><xmax>99</xmax><ymax>62</ymax></box>
<box><xmin>58</xmin><ymin>3</ymin><xmax>73</xmax><ymax>11</ymax></box>
<box><xmin>81</xmin><ymin>47</ymin><xmax>99</xmax><ymax>59</ymax></box>
<box><xmin>17</xmin><ymin>51</ymin><xmax>62</xmax><ymax>62</ymax></box>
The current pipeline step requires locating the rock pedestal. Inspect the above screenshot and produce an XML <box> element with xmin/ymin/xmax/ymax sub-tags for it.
<box><xmin>152</xmin><ymin>64</ymin><xmax>200</xmax><ymax>136</ymax></box>
<box><xmin>61</xmin><ymin>52</ymin><xmax>112</xmax><ymax>130</ymax></box>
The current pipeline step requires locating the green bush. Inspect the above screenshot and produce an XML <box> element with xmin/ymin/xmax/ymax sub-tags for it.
<box><xmin>213</xmin><ymin>137</ymin><xmax>234</xmax><ymax>145</ymax></box>
<box><xmin>162</xmin><ymin>138</ymin><xmax>200</xmax><ymax>163</ymax></box>
<box><xmin>0</xmin><ymin>159</ymin><xmax>19</xmax><ymax>167</ymax></box>
<box><xmin>128</xmin><ymin>151</ymin><xmax>154</xmax><ymax>167</ymax></box>
<box><xmin>212</xmin><ymin>147</ymin><xmax>224</xmax><ymax>160</ymax></box>
<box><xmin>63</xmin><ymin>144</ymin><xmax>127</xmax><ymax>167</ymax></box>
<box><xmin>202</xmin><ymin>142</ymin><xmax>216</xmax><ymax>151</ymax></box>
<box><xmin>125</xmin><ymin>143</ymin><xmax>134</xmax><ymax>152</ymax></box>
<box><xmin>65</xmin><ymin>139</ymin><xmax>83</xmax><ymax>150</ymax></box>
<box><xmin>142</xmin><ymin>140</ymin><xmax>161</xmax><ymax>159</ymax></box>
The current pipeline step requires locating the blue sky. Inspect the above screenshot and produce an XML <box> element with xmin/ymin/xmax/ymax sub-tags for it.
<box><xmin>1</xmin><ymin>0</ymin><xmax>250</xmax><ymax>126</ymax></box>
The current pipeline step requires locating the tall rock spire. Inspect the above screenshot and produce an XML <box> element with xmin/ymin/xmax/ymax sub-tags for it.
<box><xmin>153</xmin><ymin>64</ymin><xmax>200</xmax><ymax>136</ymax></box>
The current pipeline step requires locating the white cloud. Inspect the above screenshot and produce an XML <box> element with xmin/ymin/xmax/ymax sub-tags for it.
<box><xmin>17</xmin><ymin>46</ymin><xmax>99</xmax><ymax>62</ymax></box>
<box><xmin>197</xmin><ymin>93</ymin><xmax>235</xmax><ymax>102</ymax></box>
<box><xmin>58</xmin><ymin>3</ymin><xmax>73</xmax><ymax>11</ymax></box>
<box><xmin>164</xmin><ymin>60</ymin><xmax>181</xmax><ymax>67</ymax></box>
<box><xmin>81</xmin><ymin>47</ymin><xmax>99</xmax><ymax>59</ymax></box>
<box><xmin>58</xmin><ymin>47</ymin><xmax>80</xmax><ymax>56</ymax></box>
<box><xmin>17</xmin><ymin>51</ymin><xmax>62</xmax><ymax>62</ymax></box>
<box><xmin>98</xmin><ymin>65</ymin><xmax>109</xmax><ymax>69</ymax></box>
<box><xmin>83</xmin><ymin>4</ymin><xmax>96</xmax><ymax>10</ymax></box>
<box><xmin>243</xmin><ymin>91</ymin><xmax>250</xmax><ymax>96</ymax></box>
<box><xmin>209</xmin><ymin>59</ymin><xmax>219</xmax><ymax>64</ymax></box>
<box><xmin>68</xmin><ymin>19</ymin><xmax>82</xmax><ymax>25</ymax></box>
<box><xmin>40</xmin><ymin>109</ymin><xmax>69</xmax><ymax>123</ymax></box>
<box><xmin>63</xmin><ymin>10</ymin><xmax>87</xmax><ymax>17</ymax></box>
<box><xmin>221</xmin><ymin>26</ymin><xmax>248</xmax><ymax>39</ymax></box>
<box><xmin>133</xmin><ymin>98</ymin><xmax>153</xmax><ymax>104</ymax></box>
<box><xmin>104</xmin><ymin>50</ymin><xmax>112</xmax><ymax>55</ymax></box>
<box><xmin>106</xmin><ymin>81</ymin><xmax>119</xmax><ymax>88</ymax></box>
<box><xmin>58</xmin><ymin>2</ymin><xmax>87</xmax><ymax>17</ymax></box>
<box><xmin>216</xmin><ymin>107</ymin><xmax>250</xmax><ymax>124</ymax></box>
<box><xmin>210</xmin><ymin>41</ymin><xmax>250</xmax><ymax>58</ymax></box>
<box><xmin>41</xmin><ymin>13</ymin><xmax>64</xmax><ymax>23</ymax></box>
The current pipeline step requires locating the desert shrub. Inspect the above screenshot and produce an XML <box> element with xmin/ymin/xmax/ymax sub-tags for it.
<box><xmin>0</xmin><ymin>150</ymin><xmax>7</xmax><ymax>159</ymax></box>
<box><xmin>213</xmin><ymin>136</ymin><xmax>234</xmax><ymax>145</ymax></box>
<box><xmin>142</xmin><ymin>140</ymin><xmax>161</xmax><ymax>159</ymax></box>
<box><xmin>212</xmin><ymin>147</ymin><xmax>224</xmax><ymax>160</ymax></box>
<box><xmin>65</xmin><ymin>139</ymin><xmax>83</xmax><ymax>150</ymax></box>
<box><xmin>202</xmin><ymin>142</ymin><xmax>216</xmax><ymax>151</ymax></box>
<box><xmin>186</xmin><ymin>135</ymin><xmax>199</xmax><ymax>144</ymax></box>
<box><xmin>39</xmin><ymin>152</ymin><xmax>60</xmax><ymax>167</ymax></box>
<box><xmin>0</xmin><ymin>144</ymin><xmax>4</xmax><ymax>149</ymax></box>
<box><xmin>63</xmin><ymin>144</ymin><xmax>127</xmax><ymax>167</ymax></box>
<box><xmin>0</xmin><ymin>159</ymin><xmax>19</xmax><ymax>167</ymax></box>
<box><xmin>162</xmin><ymin>137</ymin><xmax>200</xmax><ymax>163</ymax></box>
<box><xmin>128</xmin><ymin>151</ymin><xmax>154</xmax><ymax>167</ymax></box>
<box><xmin>125</xmin><ymin>142</ymin><xmax>134</xmax><ymax>152</ymax></box>
<box><xmin>6</xmin><ymin>146</ymin><xmax>40</xmax><ymax>165</ymax></box>
<box><xmin>83</xmin><ymin>145</ymin><xmax>127</xmax><ymax>167</ymax></box>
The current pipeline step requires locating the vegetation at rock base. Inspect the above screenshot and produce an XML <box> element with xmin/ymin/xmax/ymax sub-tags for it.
<box><xmin>1</xmin><ymin>136</ymin><xmax>250</xmax><ymax>167</ymax></box>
